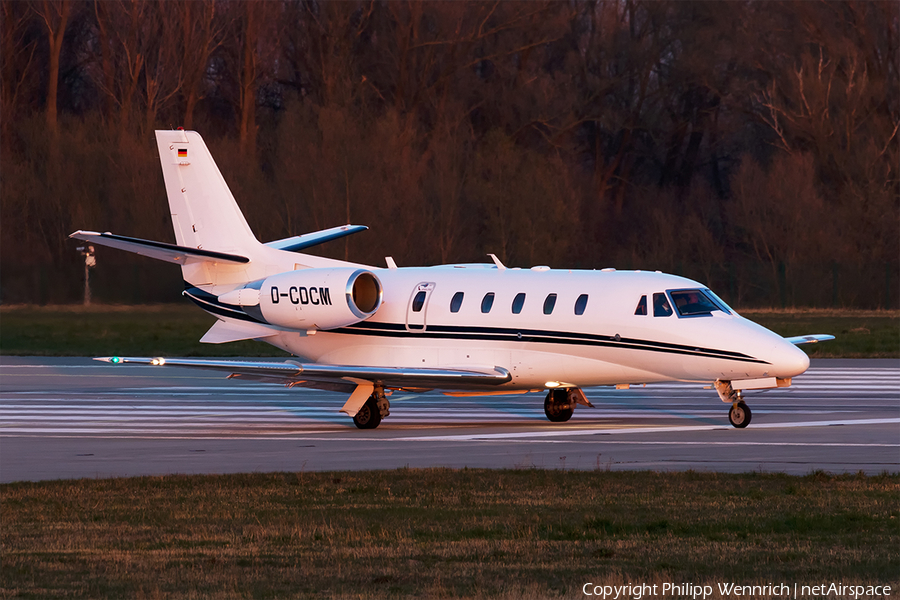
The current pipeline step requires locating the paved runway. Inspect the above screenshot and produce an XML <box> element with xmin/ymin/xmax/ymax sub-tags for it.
<box><xmin>1</xmin><ymin>356</ymin><xmax>897</xmax><ymax>481</ymax></box>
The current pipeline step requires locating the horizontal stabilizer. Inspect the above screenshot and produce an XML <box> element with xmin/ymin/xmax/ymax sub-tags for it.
<box><xmin>785</xmin><ymin>334</ymin><xmax>835</xmax><ymax>346</ymax></box>
<box><xmin>69</xmin><ymin>231</ymin><xmax>249</xmax><ymax>265</ymax></box>
<box><xmin>266</xmin><ymin>225</ymin><xmax>368</xmax><ymax>252</ymax></box>
<box><xmin>200</xmin><ymin>319</ymin><xmax>278</xmax><ymax>344</ymax></box>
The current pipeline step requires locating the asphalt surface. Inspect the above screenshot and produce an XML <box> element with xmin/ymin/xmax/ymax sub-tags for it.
<box><xmin>1</xmin><ymin>357</ymin><xmax>897</xmax><ymax>482</ymax></box>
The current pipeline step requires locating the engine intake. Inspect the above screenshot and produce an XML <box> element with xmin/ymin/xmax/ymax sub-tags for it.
<box><xmin>258</xmin><ymin>268</ymin><xmax>382</xmax><ymax>330</ymax></box>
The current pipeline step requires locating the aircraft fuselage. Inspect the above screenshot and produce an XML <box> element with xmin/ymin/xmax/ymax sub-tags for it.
<box><xmin>213</xmin><ymin>266</ymin><xmax>809</xmax><ymax>390</ymax></box>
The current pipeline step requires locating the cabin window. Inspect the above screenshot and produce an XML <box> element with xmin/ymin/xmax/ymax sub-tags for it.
<box><xmin>511</xmin><ymin>292</ymin><xmax>526</xmax><ymax>314</ymax></box>
<box><xmin>481</xmin><ymin>292</ymin><xmax>495</xmax><ymax>313</ymax></box>
<box><xmin>652</xmin><ymin>292</ymin><xmax>673</xmax><ymax>317</ymax></box>
<box><xmin>669</xmin><ymin>289</ymin><xmax>718</xmax><ymax>317</ymax></box>
<box><xmin>450</xmin><ymin>291</ymin><xmax>464</xmax><ymax>313</ymax></box>
<box><xmin>634</xmin><ymin>295</ymin><xmax>648</xmax><ymax>315</ymax></box>
<box><xmin>574</xmin><ymin>294</ymin><xmax>588</xmax><ymax>315</ymax></box>
<box><xmin>411</xmin><ymin>291</ymin><xmax>427</xmax><ymax>312</ymax></box>
<box><xmin>543</xmin><ymin>293</ymin><xmax>557</xmax><ymax>315</ymax></box>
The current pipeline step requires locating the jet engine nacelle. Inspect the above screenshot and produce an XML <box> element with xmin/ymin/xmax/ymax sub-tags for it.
<box><xmin>259</xmin><ymin>268</ymin><xmax>382</xmax><ymax>330</ymax></box>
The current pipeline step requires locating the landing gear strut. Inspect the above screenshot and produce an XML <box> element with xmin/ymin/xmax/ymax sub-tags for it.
<box><xmin>352</xmin><ymin>386</ymin><xmax>390</xmax><ymax>430</ymax></box>
<box><xmin>544</xmin><ymin>388</ymin><xmax>574</xmax><ymax>422</ymax></box>
<box><xmin>714</xmin><ymin>380</ymin><xmax>752</xmax><ymax>428</ymax></box>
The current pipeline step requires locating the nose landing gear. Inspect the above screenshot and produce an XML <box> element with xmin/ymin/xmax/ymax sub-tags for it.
<box><xmin>714</xmin><ymin>380</ymin><xmax>752</xmax><ymax>428</ymax></box>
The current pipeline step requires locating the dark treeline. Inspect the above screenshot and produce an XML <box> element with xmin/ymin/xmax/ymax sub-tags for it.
<box><xmin>1</xmin><ymin>0</ymin><xmax>898</xmax><ymax>307</ymax></box>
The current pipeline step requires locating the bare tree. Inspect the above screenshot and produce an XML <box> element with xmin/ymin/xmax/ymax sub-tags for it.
<box><xmin>0</xmin><ymin>2</ymin><xmax>39</xmax><ymax>137</ymax></box>
<box><xmin>729</xmin><ymin>153</ymin><xmax>834</xmax><ymax>298</ymax></box>
<box><xmin>174</xmin><ymin>0</ymin><xmax>224</xmax><ymax>130</ymax></box>
<box><xmin>224</xmin><ymin>1</ymin><xmax>278</xmax><ymax>157</ymax></box>
<box><xmin>32</xmin><ymin>0</ymin><xmax>70</xmax><ymax>138</ymax></box>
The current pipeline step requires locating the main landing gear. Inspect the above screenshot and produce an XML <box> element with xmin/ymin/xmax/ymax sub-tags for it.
<box><xmin>544</xmin><ymin>388</ymin><xmax>574</xmax><ymax>422</ymax></box>
<box><xmin>714</xmin><ymin>380</ymin><xmax>752</xmax><ymax>428</ymax></box>
<box><xmin>352</xmin><ymin>387</ymin><xmax>391</xmax><ymax>430</ymax></box>
<box><xmin>543</xmin><ymin>387</ymin><xmax>594</xmax><ymax>423</ymax></box>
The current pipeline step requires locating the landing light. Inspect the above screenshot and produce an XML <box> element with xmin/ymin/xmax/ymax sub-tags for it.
<box><xmin>545</xmin><ymin>381</ymin><xmax>562</xmax><ymax>388</ymax></box>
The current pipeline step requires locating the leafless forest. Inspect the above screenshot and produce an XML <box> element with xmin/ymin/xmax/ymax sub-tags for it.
<box><xmin>1</xmin><ymin>0</ymin><xmax>897</xmax><ymax>307</ymax></box>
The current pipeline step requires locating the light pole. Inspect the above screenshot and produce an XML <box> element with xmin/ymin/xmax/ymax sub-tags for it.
<box><xmin>76</xmin><ymin>245</ymin><xmax>95</xmax><ymax>306</ymax></box>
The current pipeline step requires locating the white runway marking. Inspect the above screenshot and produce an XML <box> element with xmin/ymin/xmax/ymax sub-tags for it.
<box><xmin>396</xmin><ymin>418</ymin><xmax>900</xmax><ymax>442</ymax></box>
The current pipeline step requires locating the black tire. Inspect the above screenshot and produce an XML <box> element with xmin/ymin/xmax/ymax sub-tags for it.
<box><xmin>728</xmin><ymin>401</ymin><xmax>751</xmax><ymax>428</ymax></box>
<box><xmin>352</xmin><ymin>396</ymin><xmax>382</xmax><ymax>429</ymax></box>
<box><xmin>544</xmin><ymin>389</ymin><xmax>574</xmax><ymax>423</ymax></box>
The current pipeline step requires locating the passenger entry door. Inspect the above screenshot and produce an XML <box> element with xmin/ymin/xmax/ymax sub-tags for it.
<box><xmin>406</xmin><ymin>282</ymin><xmax>435</xmax><ymax>332</ymax></box>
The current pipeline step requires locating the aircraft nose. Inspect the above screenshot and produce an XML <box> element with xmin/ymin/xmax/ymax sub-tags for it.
<box><xmin>771</xmin><ymin>340</ymin><xmax>810</xmax><ymax>377</ymax></box>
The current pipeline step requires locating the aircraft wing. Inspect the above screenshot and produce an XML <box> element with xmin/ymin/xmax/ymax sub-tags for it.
<box><xmin>69</xmin><ymin>231</ymin><xmax>249</xmax><ymax>264</ymax></box>
<box><xmin>94</xmin><ymin>356</ymin><xmax>512</xmax><ymax>391</ymax></box>
<box><xmin>785</xmin><ymin>334</ymin><xmax>835</xmax><ymax>346</ymax></box>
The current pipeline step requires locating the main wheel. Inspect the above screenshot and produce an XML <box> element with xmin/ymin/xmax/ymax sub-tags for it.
<box><xmin>352</xmin><ymin>396</ymin><xmax>382</xmax><ymax>429</ymax></box>
<box><xmin>728</xmin><ymin>401</ymin><xmax>751</xmax><ymax>428</ymax></box>
<box><xmin>544</xmin><ymin>389</ymin><xmax>574</xmax><ymax>423</ymax></box>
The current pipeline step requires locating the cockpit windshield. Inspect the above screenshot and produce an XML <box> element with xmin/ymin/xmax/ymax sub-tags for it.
<box><xmin>703</xmin><ymin>288</ymin><xmax>734</xmax><ymax>314</ymax></box>
<box><xmin>668</xmin><ymin>289</ymin><xmax>731</xmax><ymax>317</ymax></box>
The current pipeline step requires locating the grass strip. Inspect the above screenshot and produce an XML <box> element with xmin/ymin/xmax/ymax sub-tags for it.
<box><xmin>1</xmin><ymin>469</ymin><xmax>898</xmax><ymax>599</ymax></box>
<box><xmin>1</xmin><ymin>304</ymin><xmax>897</xmax><ymax>358</ymax></box>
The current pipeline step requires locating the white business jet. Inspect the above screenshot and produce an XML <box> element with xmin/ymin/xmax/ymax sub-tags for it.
<box><xmin>71</xmin><ymin>130</ymin><xmax>833</xmax><ymax>429</ymax></box>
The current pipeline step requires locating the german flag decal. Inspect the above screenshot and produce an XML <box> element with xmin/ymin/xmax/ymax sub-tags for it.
<box><xmin>177</xmin><ymin>148</ymin><xmax>187</xmax><ymax>158</ymax></box>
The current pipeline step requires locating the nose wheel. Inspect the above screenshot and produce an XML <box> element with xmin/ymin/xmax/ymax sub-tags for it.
<box><xmin>728</xmin><ymin>401</ymin><xmax>752</xmax><ymax>428</ymax></box>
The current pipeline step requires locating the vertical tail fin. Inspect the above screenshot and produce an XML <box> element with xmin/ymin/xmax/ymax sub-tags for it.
<box><xmin>155</xmin><ymin>130</ymin><xmax>260</xmax><ymax>255</ymax></box>
<box><xmin>71</xmin><ymin>130</ymin><xmax>359</xmax><ymax>291</ymax></box>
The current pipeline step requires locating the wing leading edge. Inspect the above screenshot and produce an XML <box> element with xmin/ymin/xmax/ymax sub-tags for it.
<box><xmin>95</xmin><ymin>356</ymin><xmax>512</xmax><ymax>391</ymax></box>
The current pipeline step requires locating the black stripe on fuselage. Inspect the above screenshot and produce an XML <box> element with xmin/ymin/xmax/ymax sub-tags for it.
<box><xmin>333</xmin><ymin>321</ymin><xmax>769</xmax><ymax>365</ymax></box>
<box><xmin>183</xmin><ymin>286</ymin><xmax>262</xmax><ymax>324</ymax></box>
<box><xmin>182</xmin><ymin>284</ymin><xmax>767</xmax><ymax>365</ymax></box>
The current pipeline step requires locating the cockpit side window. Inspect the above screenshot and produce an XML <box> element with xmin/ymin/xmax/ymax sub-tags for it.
<box><xmin>634</xmin><ymin>295</ymin><xmax>647</xmax><ymax>316</ymax></box>
<box><xmin>653</xmin><ymin>292</ymin><xmax>673</xmax><ymax>317</ymax></box>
